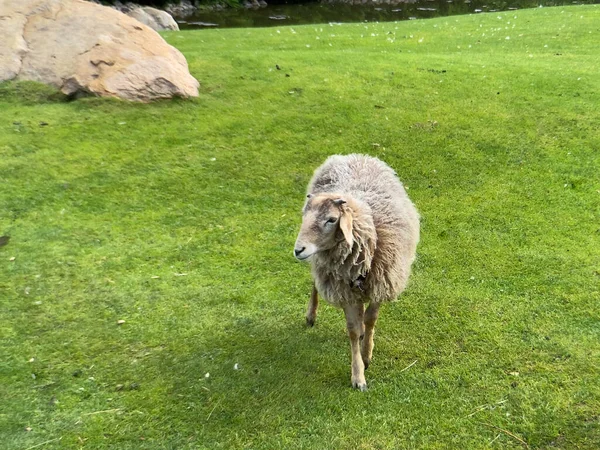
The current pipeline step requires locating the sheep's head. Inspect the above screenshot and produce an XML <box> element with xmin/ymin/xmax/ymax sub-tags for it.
<box><xmin>294</xmin><ymin>193</ymin><xmax>354</xmax><ymax>261</ymax></box>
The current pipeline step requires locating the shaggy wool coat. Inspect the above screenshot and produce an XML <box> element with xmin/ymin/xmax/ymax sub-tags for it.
<box><xmin>306</xmin><ymin>154</ymin><xmax>420</xmax><ymax>305</ymax></box>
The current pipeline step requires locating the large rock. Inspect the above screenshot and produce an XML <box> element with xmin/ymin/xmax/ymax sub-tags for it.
<box><xmin>127</xmin><ymin>7</ymin><xmax>179</xmax><ymax>31</ymax></box>
<box><xmin>0</xmin><ymin>0</ymin><xmax>199</xmax><ymax>101</ymax></box>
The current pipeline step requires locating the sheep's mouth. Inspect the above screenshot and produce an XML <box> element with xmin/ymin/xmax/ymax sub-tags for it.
<box><xmin>295</xmin><ymin>253</ymin><xmax>314</xmax><ymax>261</ymax></box>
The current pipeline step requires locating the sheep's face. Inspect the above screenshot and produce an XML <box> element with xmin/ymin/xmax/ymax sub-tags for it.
<box><xmin>294</xmin><ymin>193</ymin><xmax>353</xmax><ymax>261</ymax></box>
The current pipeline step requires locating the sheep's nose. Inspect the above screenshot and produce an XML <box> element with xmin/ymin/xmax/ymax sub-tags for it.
<box><xmin>294</xmin><ymin>247</ymin><xmax>305</xmax><ymax>257</ymax></box>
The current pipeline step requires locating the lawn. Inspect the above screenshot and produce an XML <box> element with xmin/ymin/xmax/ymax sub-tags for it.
<box><xmin>1</xmin><ymin>5</ymin><xmax>599</xmax><ymax>449</ymax></box>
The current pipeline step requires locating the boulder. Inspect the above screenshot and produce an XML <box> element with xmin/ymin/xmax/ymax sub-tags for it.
<box><xmin>0</xmin><ymin>0</ymin><xmax>199</xmax><ymax>101</ymax></box>
<box><xmin>127</xmin><ymin>7</ymin><xmax>179</xmax><ymax>31</ymax></box>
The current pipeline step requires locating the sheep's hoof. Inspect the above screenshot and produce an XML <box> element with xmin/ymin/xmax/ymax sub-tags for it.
<box><xmin>352</xmin><ymin>379</ymin><xmax>368</xmax><ymax>391</ymax></box>
<box><xmin>306</xmin><ymin>316</ymin><xmax>316</xmax><ymax>327</ymax></box>
<box><xmin>363</xmin><ymin>359</ymin><xmax>370</xmax><ymax>370</ymax></box>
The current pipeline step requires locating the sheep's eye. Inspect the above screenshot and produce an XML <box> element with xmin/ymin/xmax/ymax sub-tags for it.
<box><xmin>325</xmin><ymin>217</ymin><xmax>337</xmax><ymax>225</ymax></box>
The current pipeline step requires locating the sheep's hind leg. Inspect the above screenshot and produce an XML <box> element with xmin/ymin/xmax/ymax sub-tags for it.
<box><xmin>362</xmin><ymin>302</ymin><xmax>380</xmax><ymax>370</ymax></box>
<box><xmin>343</xmin><ymin>303</ymin><xmax>367</xmax><ymax>391</ymax></box>
<box><xmin>306</xmin><ymin>283</ymin><xmax>319</xmax><ymax>327</ymax></box>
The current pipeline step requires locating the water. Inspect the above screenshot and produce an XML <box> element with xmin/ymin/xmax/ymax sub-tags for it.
<box><xmin>177</xmin><ymin>0</ymin><xmax>597</xmax><ymax>29</ymax></box>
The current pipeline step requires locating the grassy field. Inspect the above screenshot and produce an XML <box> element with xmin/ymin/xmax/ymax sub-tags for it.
<box><xmin>1</xmin><ymin>5</ymin><xmax>599</xmax><ymax>449</ymax></box>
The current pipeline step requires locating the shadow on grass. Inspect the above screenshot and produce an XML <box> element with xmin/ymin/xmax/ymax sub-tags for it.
<box><xmin>168</xmin><ymin>312</ymin><xmax>348</xmax><ymax>391</ymax></box>
<box><xmin>0</xmin><ymin>81</ymin><xmax>70</xmax><ymax>104</ymax></box>
<box><xmin>144</xmin><ymin>307</ymin><xmax>362</xmax><ymax>433</ymax></box>
<box><xmin>0</xmin><ymin>81</ymin><xmax>201</xmax><ymax>107</ymax></box>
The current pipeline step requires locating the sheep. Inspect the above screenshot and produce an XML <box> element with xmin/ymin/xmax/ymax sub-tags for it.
<box><xmin>294</xmin><ymin>154</ymin><xmax>420</xmax><ymax>390</ymax></box>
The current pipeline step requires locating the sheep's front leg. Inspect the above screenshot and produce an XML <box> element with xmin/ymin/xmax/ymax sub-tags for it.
<box><xmin>342</xmin><ymin>303</ymin><xmax>366</xmax><ymax>391</ymax></box>
<box><xmin>362</xmin><ymin>302</ymin><xmax>380</xmax><ymax>370</ymax></box>
<box><xmin>306</xmin><ymin>283</ymin><xmax>319</xmax><ymax>327</ymax></box>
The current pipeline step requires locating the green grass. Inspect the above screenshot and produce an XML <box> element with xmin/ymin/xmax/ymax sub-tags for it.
<box><xmin>1</xmin><ymin>5</ymin><xmax>599</xmax><ymax>449</ymax></box>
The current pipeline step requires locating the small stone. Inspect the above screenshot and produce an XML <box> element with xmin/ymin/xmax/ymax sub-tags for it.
<box><xmin>28</xmin><ymin>358</ymin><xmax>35</xmax><ymax>363</ymax></box>
<box><xmin>234</xmin><ymin>363</ymin><xmax>239</xmax><ymax>370</ymax></box>
<box><xmin>117</xmin><ymin>320</ymin><xmax>125</xmax><ymax>325</ymax></box>
<box><xmin>127</xmin><ymin>7</ymin><xmax>179</xmax><ymax>31</ymax></box>
<box><xmin>9</xmin><ymin>256</ymin><xmax>16</xmax><ymax>261</ymax></box>
<box><xmin>25</xmin><ymin>427</ymin><xmax>32</xmax><ymax>432</ymax></box>
<box><xmin>204</xmin><ymin>372</ymin><xmax>210</xmax><ymax>378</ymax></box>
<box><xmin>115</xmin><ymin>384</ymin><xmax>124</xmax><ymax>391</ymax></box>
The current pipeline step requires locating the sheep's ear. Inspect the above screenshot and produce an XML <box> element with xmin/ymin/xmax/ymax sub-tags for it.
<box><xmin>333</xmin><ymin>198</ymin><xmax>346</xmax><ymax>206</ymax></box>
<box><xmin>339</xmin><ymin>208</ymin><xmax>353</xmax><ymax>247</ymax></box>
